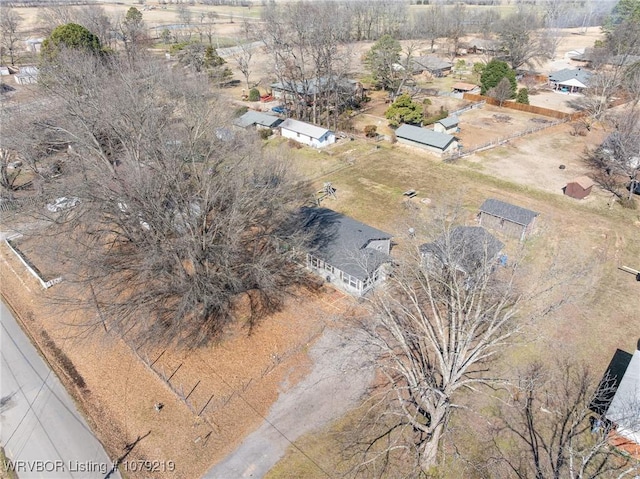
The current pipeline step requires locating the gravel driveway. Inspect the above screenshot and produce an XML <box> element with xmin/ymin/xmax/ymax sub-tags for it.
<box><xmin>204</xmin><ymin>327</ymin><xmax>375</xmax><ymax>479</ymax></box>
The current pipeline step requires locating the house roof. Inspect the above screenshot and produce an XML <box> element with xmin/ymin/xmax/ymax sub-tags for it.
<box><xmin>420</xmin><ymin>226</ymin><xmax>503</xmax><ymax>274</ymax></box>
<box><xmin>396</xmin><ymin>124</ymin><xmax>456</xmax><ymax>150</ymax></box>
<box><xmin>606</xmin><ymin>350</ymin><xmax>640</xmax><ymax>445</ymax></box>
<box><xmin>436</xmin><ymin>116</ymin><xmax>459</xmax><ymax>129</ymax></box>
<box><xmin>549</xmin><ymin>68</ymin><xmax>591</xmax><ymax>87</ymax></box>
<box><xmin>479</xmin><ymin>198</ymin><xmax>539</xmax><ymax>226</ymax></box>
<box><xmin>300</xmin><ymin>207</ymin><xmax>392</xmax><ymax>281</ymax></box>
<box><xmin>412</xmin><ymin>55</ymin><xmax>452</xmax><ymax>73</ymax></box>
<box><xmin>280</xmin><ymin>118</ymin><xmax>332</xmax><ymax>140</ymax></box>
<box><xmin>270</xmin><ymin>76</ymin><xmax>357</xmax><ymax>96</ymax></box>
<box><xmin>233</xmin><ymin>110</ymin><xmax>282</xmax><ymax>128</ymax></box>
<box><xmin>452</xmin><ymin>82</ymin><xmax>478</xmax><ymax>91</ymax></box>
<box><xmin>569</xmin><ymin>175</ymin><xmax>595</xmax><ymax>190</ymax></box>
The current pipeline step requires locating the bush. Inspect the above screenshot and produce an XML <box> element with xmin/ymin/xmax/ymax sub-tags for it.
<box><xmin>516</xmin><ymin>88</ymin><xmax>530</xmax><ymax>105</ymax></box>
<box><xmin>248</xmin><ymin>88</ymin><xmax>260</xmax><ymax>101</ymax></box>
<box><xmin>423</xmin><ymin>107</ymin><xmax>449</xmax><ymax>126</ymax></box>
<box><xmin>258</xmin><ymin>128</ymin><xmax>272</xmax><ymax>140</ymax></box>
<box><xmin>287</xmin><ymin>139</ymin><xmax>302</xmax><ymax>149</ymax></box>
<box><xmin>234</xmin><ymin>106</ymin><xmax>248</xmax><ymax>117</ymax></box>
<box><xmin>364</xmin><ymin>125</ymin><xmax>378</xmax><ymax>138</ymax></box>
<box><xmin>619</xmin><ymin>197</ymin><xmax>637</xmax><ymax>209</ymax></box>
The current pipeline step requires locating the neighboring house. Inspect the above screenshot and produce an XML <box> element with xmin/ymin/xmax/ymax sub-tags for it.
<box><xmin>591</xmin><ymin>343</ymin><xmax>640</xmax><ymax>459</ymax></box>
<box><xmin>411</xmin><ymin>55</ymin><xmax>452</xmax><ymax>77</ymax></box>
<box><xmin>280</xmin><ymin>118</ymin><xmax>335</xmax><ymax>148</ymax></box>
<box><xmin>564</xmin><ymin>176</ymin><xmax>595</xmax><ymax>199</ymax></box>
<box><xmin>548</xmin><ymin>68</ymin><xmax>591</xmax><ymax>94</ymax></box>
<box><xmin>395</xmin><ymin>124</ymin><xmax>458</xmax><ymax>156</ymax></box>
<box><xmin>478</xmin><ymin>198</ymin><xmax>539</xmax><ymax>241</ymax></box>
<box><xmin>233</xmin><ymin>110</ymin><xmax>283</xmax><ymax>130</ymax></box>
<box><xmin>14</xmin><ymin>66</ymin><xmax>38</xmax><ymax>85</ymax></box>
<box><xmin>433</xmin><ymin>116</ymin><xmax>459</xmax><ymax>134</ymax></box>
<box><xmin>463</xmin><ymin>38</ymin><xmax>500</xmax><ymax>54</ymax></box>
<box><xmin>270</xmin><ymin>76</ymin><xmax>363</xmax><ymax>105</ymax></box>
<box><xmin>452</xmin><ymin>82</ymin><xmax>480</xmax><ymax>94</ymax></box>
<box><xmin>420</xmin><ymin>226</ymin><xmax>503</xmax><ymax>275</ymax></box>
<box><xmin>300</xmin><ymin>207</ymin><xmax>392</xmax><ymax>296</ymax></box>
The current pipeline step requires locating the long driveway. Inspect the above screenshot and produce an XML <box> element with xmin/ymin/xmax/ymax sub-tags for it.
<box><xmin>204</xmin><ymin>328</ymin><xmax>375</xmax><ymax>479</ymax></box>
<box><xmin>0</xmin><ymin>301</ymin><xmax>120</xmax><ymax>479</ymax></box>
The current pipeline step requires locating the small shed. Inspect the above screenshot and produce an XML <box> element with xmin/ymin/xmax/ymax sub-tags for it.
<box><xmin>433</xmin><ymin>116</ymin><xmax>459</xmax><ymax>134</ymax></box>
<box><xmin>452</xmin><ymin>82</ymin><xmax>480</xmax><ymax>94</ymax></box>
<box><xmin>478</xmin><ymin>198</ymin><xmax>539</xmax><ymax>241</ymax></box>
<box><xmin>280</xmin><ymin>118</ymin><xmax>335</xmax><ymax>148</ymax></box>
<box><xmin>564</xmin><ymin>176</ymin><xmax>595</xmax><ymax>199</ymax></box>
<box><xmin>395</xmin><ymin>124</ymin><xmax>458</xmax><ymax>156</ymax></box>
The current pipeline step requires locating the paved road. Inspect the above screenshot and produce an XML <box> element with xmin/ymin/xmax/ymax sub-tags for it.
<box><xmin>0</xmin><ymin>301</ymin><xmax>120</xmax><ymax>479</ymax></box>
<box><xmin>204</xmin><ymin>328</ymin><xmax>375</xmax><ymax>479</ymax></box>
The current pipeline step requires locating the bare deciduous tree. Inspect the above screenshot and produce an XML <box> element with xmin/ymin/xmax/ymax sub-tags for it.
<box><xmin>585</xmin><ymin>108</ymin><xmax>640</xmax><ymax>202</ymax></box>
<box><xmin>488</xmin><ymin>77</ymin><xmax>515</xmax><ymax>106</ymax></box>
<box><xmin>22</xmin><ymin>50</ymin><xmax>313</xmax><ymax>348</ymax></box>
<box><xmin>350</xmin><ymin>211</ymin><xmax>568</xmax><ymax>475</ymax></box>
<box><xmin>497</xmin><ymin>9</ymin><xmax>552</xmax><ymax>70</ymax></box>
<box><xmin>486</xmin><ymin>360</ymin><xmax>639</xmax><ymax>479</ymax></box>
<box><xmin>0</xmin><ymin>7</ymin><xmax>23</xmax><ymax>65</ymax></box>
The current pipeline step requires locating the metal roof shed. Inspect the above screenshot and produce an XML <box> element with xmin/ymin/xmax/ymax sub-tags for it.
<box><xmin>478</xmin><ymin>198</ymin><xmax>539</xmax><ymax>241</ymax></box>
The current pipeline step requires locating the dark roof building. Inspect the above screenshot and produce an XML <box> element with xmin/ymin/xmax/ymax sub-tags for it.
<box><xmin>300</xmin><ymin>207</ymin><xmax>392</xmax><ymax>296</ymax></box>
<box><xmin>395</xmin><ymin>124</ymin><xmax>458</xmax><ymax>155</ymax></box>
<box><xmin>233</xmin><ymin>110</ymin><xmax>283</xmax><ymax>129</ymax></box>
<box><xmin>478</xmin><ymin>198</ymin><xmax>539</xmax><ymax>241</ymax></box>
<box><xmin>420</xmin><ymin>226</ymin><xmax>503</xmax><ymax>275</ymax></box>
<box><xmin>411</xmin><ymin>56</ymin><xmax>452</xmax><ymax>76</ymax></box>
<box><xmin>548</xmin><ymin>68</ymin><xmax>591</xmax><ymax>93</ymax></box>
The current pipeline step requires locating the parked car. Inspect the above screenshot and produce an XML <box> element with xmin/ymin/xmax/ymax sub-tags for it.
<box><xmin>46</xmin><ymin>196</ymin><xmax>79</xmax><ymax>212</ymax></box>
<box><xmin>271</xmin><ymin>105</ymin><xmax>288</xmax><ymax>114</ymax></box>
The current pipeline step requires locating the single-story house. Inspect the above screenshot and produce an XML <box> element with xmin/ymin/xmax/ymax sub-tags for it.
<box><xmin>280</xmin><ymin>118</ymin><xmax>335</xmax><ymax>148</ymax></box>
<box><xmin>411</xmin><ymin>56</ymin><xmax>452</xmax><ymax>77</ymax></box>
<box><xmin>564</xmin><ymin>176</ymin><xmax>595</xmax><ymax>199</ymax></box>
<box><xmin>548</xmin><ymin>68</ymin><xmax>591</xmax><ymax>94</ymax></box>
<box><xmin>591</xmin><ymin>343</ymin><xmax>640</xmax><ymax>458</ymax></box>
<box><xmin>233</xmin><ymin>110</ymin><xmax>283</xmax><ymax>130</ymax></box>
<box><xmin>270</xmin><ymin>76</ymin><xmax>363</xmax><ymax>104</ymax></box>
<box><xmin>433</xmin><ymin>116</ymin><xmax>459</xmax><ymax>134</ymax></box>
<box><xmin>452</xmin><ymin>82</ymin><xmax>480</xmax><ymax>94</ymax></box>
<box><xmin>395</xmin><ymin>124</ymin><xmax>458</xmax><ymax>156</ymax></box>
<box><xmin>420</xmin><ymin>226</ymin><xmax>504</xmax><ymax>275</ymax></box>
<box><xmin>14</xmin><ymin>66</ymin><xmax>38</xmax><ymax>85</ymax></box>
<box><xmin>300</xmin><ymin>207</ymin><xmax>392</xmax><ymax>296</ymax></box>
<box><xmin>478</xmin><ymin>198</ymin><xmax>539</xmax><ymax>241</ymax></box>
<box><xmin>463</xmin><ymin>38</ymin><xmax>500</xmax><ymax>54</ymax></box>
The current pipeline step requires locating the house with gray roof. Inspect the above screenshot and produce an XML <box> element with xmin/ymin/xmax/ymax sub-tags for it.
<box><xmin>270</xmin><ymin>76</ymin><xmax>362</xmax><ymax>105</ymax></box>
<box><xmin>395</xmin><ymin>124</ymin><xmax>458</xmax><ymax>156</ymax></box>
<box><xmin>411</xmin><ymin>56</ymin><xmax>452</xmax><ymax>77</ymax></box>
<box><xmin>300</xmin><ymin>207</ymin><xmax>392</xmax><ymax>296</ymax></box>
<box><xmin>591</xmin><ymin>342</ymin><xmax>640</xmax><ymax>457</ymax></box>
<box><xmin>478</xmin><ymin>198</ymin><xmax>539</xmax><ymax>241</ymax></box>
<box><xmin>420</xmin><ymin>226</ymin><xmax>504</xmax><ymax>276</ymax></box>
<box><xmin>233</xmin><ymin>110</ymin><xmax>283</xmax><ymax>130</ymax></box>
<box><xmin>433</xmin><ymin>116</ymin><xmax>459</xmax><ymax>134</ymax></box>
<box><xmin>548</xmin><ymin>68</ymin><xmax>591</xmax><ymax>94</ymax></box>
<box><xmin>280</xmin><ymin>118</ymin><xmax>335</xmax><ymax>148</ymax></box>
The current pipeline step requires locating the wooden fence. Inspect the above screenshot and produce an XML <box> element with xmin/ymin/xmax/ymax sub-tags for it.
<box><xmin>462</xmin><ymin>93</ymin><xmax>584</xmax><ymax>120</ymax></box>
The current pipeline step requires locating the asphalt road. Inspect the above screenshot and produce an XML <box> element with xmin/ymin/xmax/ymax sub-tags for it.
<box><xmin>0</xmin><ymin>301</ymin><xmax>120</xmax><ymax>479</ymax></box>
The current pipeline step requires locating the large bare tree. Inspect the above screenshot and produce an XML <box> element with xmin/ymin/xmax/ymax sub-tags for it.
<box><xmin>486</xmin><ymin>360</ymin><xmax>640</xmax><ymax>479</ymax></box>
<box><xmin>22</xmin><ymin>50</ymin><xmax>313</xmax><ymax>348</ymax></box>
<box><xmin>349</xmin><ymin>212</ymin><xmax>573</xmax><ymax>476</ymax></box>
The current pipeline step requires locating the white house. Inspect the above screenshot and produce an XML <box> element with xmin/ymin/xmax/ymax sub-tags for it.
<box><xmin>300</xmin><ymin>207</ymin><xmax>392</xmax><ymax>296</ymax></box>
<box><xmin>548</xmin><ymin>68</ymin><xmax>591</xmax><ymax>94</ymax></box>
<box><xmin>14</xmin><ymin>66</ymin><xmax>38</xmax><ymax>85</ymax></box>
<box><xmin>395</xmin><ymin>123</ymin><xmax>458</xmax><ymax>156</ymax></box>
<box><xmin>280</xmin><ymin>118</ymin><xmax>335</xmax><ymax>148</ymax></box>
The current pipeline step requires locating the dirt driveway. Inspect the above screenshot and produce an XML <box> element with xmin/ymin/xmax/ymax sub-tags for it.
<box><xmin>204</xmin><ymin>327</ymin><xmax>375</xmax><ymax>479</ymax></box>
